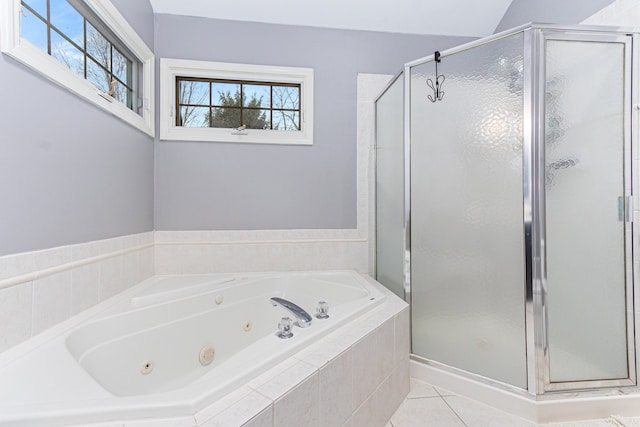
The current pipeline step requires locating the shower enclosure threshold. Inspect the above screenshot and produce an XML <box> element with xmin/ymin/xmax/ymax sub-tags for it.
<box><xmin>411</xmin><ymin>359</ymin><xmax>640</xmax><ymax>424</ymax></box>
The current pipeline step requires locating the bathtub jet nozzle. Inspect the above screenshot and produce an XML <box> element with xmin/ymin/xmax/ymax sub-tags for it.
<box><xmin>270</xmin><ymin>297</ymin><xmax>312</xmax><ymax>328</ymax></box>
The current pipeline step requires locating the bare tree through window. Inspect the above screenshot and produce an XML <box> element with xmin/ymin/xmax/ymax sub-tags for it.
<box><xmin>22</xmin><ymin>0</ymin><xmax>134</xmax><ymax>109</ymax></box>
<box><xmin>176</xmin><ymin>77</ymin><xmax>300</xmax><ymax>131</ymax></box>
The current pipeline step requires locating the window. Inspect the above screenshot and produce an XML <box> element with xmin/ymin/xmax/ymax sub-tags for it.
<box><xmin>0</xmin><ymin>0</ymin><xmax>154</xmax><ymax>136</ymax></box>
<box><xmin>160</xmin><ymin>59</ymin><xmax>314</xmax><ymax>145</ymax></box>
<box><xmin>177</xmin><ymin>78</ymin><xmax>301</xmax><ymax>131</ymax></box>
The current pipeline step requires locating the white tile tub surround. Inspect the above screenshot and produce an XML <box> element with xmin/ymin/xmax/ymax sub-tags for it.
<box><xmin>0</xmin><ymin>232</ymin><xmax>154</xmax><ymax>354</ymax></box>
<box><xmin>193</xmin><ymin>284</ymin><xmax>410</xmax><ymax>427</ymax></box>
<box><xmin>154</xmin><ymin>73</ymin><xmax>393</xmax><ymax>277</ymax></box>
<box><xmin>58</xmin><ymin>279</ymin><xmax>408</xmax><ymax>427</ymax></box>
<box><xmin>0</xmin><ymin>283</ymin><xmax>33</xmax><ymax>352</ymax></box>
<box><xmin>0</xmin><ymin>72</ymin><xmax>402</xmax><ymax>422</ymax></box>
<box><xmin>154</xmin><ymin>233</ymin><xmax>370</xmax><ymax>275</ymax></box>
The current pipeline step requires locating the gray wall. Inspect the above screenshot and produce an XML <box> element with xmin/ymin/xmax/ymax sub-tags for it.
<box><xmin>495</xmin><ymin>0</ymin><xmax>615</xmax><ymax>32</ymax></box>
<box><xmin>0</xmin><ymin>0</ymin><xmax>155</xmax><ymax>256</ymax></box>
<box><xmin>154</xmin><ymin>15</ymin><xmax>474</xmax><ymax>231</ymax></box>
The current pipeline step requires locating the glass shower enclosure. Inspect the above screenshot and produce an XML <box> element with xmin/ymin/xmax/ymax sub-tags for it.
<box><xmin>375</xmin><ymin>24</ymin><xmax>638</xmax><ymax>395</ymax></box>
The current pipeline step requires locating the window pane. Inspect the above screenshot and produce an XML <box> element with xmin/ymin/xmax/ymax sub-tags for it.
<box><xmin>243</xmin><ymin>84</ymin><xmax>270</xmax><ymax>108</ymax></box>
<box><xmin>86</xmin><ymin>22</ymin><xmax>110</xmax><ymax>68</ymax></box>
<box><xmin>50</xmin><ymin>0</ymin><xmax>84</xmax><ymax>48</ymax></box>
<box><xmin>272</xmin><ymin>85</ymin><xmax>300</xmax><ymax>109</ymax></box>
<box><xmin>179</xmin><ymin>80</ymin><xmax>209</xmax><ymax>106</ymax></box>
<box><xmin>87</xmin><ymin>57</ymin><xmax>110</xmax><ymax>92</ymax></box>
<box><xmin>212</xmin><ymin>82</ymin><xmax>240</xmax><ymax>107</ymax></box>
<box><xmin>179</xmin><ymin>106</ymin><xmax>209</xmax><ymax>127</ymax></box>
<box><xmin>210</xmin><ymin>106</ymin><xmax>241</xmax><ymax>128</ymax></box>
<box><xmin>22</xmin><ymin>0</ymin><xmax>47</xmax><ymax>18</ymax></box>
<box><xmin>244</xmin><ymin>109</ymin><xmax>270</xmax><ymax>129</ymax></box>
<box><xmin>272</xmin><ymin>111</ymin><xmax>300</xmax><ymax>131</ymax></box>
<box><xmin>13</xmin><ymin>0</ymin><xmax>149</xmax><ymax>124</ymax></box>
<box><xmin>20</xmin><ymin>5</ymin><xmax>48</xmax><ymax>52</ymax></box>
<box><xmin>112</xmin><ymin>82</ymin><xmax>130</xmax><ymax>108</ymax></box>
<box><xmin>112</xmin><ymin>47</ymin><xmax>130</xmax><ymax>85</ymax></box>
<box><xmin>51</xmin><ymin>30</ymin><xmax>84</xmax><ymax>77</ymax></box>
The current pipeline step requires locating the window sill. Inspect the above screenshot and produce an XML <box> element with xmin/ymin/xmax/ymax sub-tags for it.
<box><xmin>161</xmin><ymin>127</ymin><xmax>313</xmax><ymax>146</ymax></box>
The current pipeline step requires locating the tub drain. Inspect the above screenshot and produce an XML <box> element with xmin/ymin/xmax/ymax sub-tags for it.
<box><xmin>243</xmin><ymin>321</ymin><xmax>252</xmax><ymax>332</ymax></box>
<box><xmin>199</xmin><ymin>346</ymin><xmax>215</xmax><ymax>366</ymax></box>
<box><xmin>140</xmin><ymin>360</ymin><xmax>154</xmax><ymax>375</ymax></box>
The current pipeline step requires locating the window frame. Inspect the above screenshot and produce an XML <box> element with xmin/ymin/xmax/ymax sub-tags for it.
<box><xmin>0</xmin><ymin>0</ymin><xmax>155</xmax><ymax>137</ymax></box>
<box><xmin>160</xmin><ymin>58</ymin><xmax>314</xmax><ymax>145</ymax></box>
<box><xmin>175</xmin><ymin>77</ymin><xmax>302</xmax><ymax>131</ymax></box>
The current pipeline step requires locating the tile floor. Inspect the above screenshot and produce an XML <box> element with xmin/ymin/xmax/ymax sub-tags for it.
<box><xmin>386</xmin><ymin>378</ymin><xmax>640</xmax><ymax>427</ymax></box>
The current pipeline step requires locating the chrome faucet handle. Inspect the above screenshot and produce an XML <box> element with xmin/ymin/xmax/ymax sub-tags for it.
<box><xmin>277</xmin><ymin>317</ymin><xmax>294</xmax><ymax>339</ymax></box>
<box><xmin>315</xmin><ymin>301</ymin><xmax>330</xmax><ymax>319</ymax></box>
<box><xmin>270</xmin><ymin>297</ymin><xmax>312</xmax><ymax>328</ymax></box>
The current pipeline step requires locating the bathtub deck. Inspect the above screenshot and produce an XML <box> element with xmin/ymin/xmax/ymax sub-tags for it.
<box><xmin>0</xmin><ymin>272</ymin><xmax>410</xmax><ymax>427</ymax></box>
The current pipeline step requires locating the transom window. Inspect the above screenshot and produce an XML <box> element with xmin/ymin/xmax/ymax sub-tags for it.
<box><xmin>20</xmin><ymin>0</ymin><xmax>137</xmax><ymax>111</ymax></box>
<box><xmin>1</xmin><ymin>0</ymin><xmax>155</xmax><ymax>135</ymax></box>
<box><xmin>176</xmin><ymin>78</ymin><xmax>301</xmax><ymax>131</ymax></box>
<box><xmin>160</xmin><ymin>59</ymin><xmax>314</xmax><ymax>145</ymax></box>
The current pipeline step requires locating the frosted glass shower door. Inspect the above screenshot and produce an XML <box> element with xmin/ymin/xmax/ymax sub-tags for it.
<box><xmin>544</xmin><ymin>35</ymin><xmax>633</xmax><ymax>385</ymax></box>
<box><xmin>376</xmin><ymin>75</ymin><xmax>406</xmax><ymax>298</ymax></box>
<box><xmin>410</xmin><ymin>34</ymin><xmax>527</xmax><ymax>388</ymax></box>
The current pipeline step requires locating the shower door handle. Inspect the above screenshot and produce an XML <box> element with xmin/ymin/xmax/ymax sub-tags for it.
<box><xmin>618</xmin><ymin>196</ymin><xmax>632</xmax><ymax>222</ymax></box>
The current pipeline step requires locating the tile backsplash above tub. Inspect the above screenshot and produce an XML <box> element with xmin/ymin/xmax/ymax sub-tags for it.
<box><xmin>0</xmin><ymin>232</ymin><xmax>154</xmax><ymax>353</ymax></box>
<box><xmin>0</xmin><ymin>229</ymin><xmax>371</xmax><ymax>355</ymax></box>
<box><xmin>0</xmin><ymin>229</ymin><xmax>372</xmax><ymax>355</ymax></box>
<box><xmin>154</xmin><ymin>230</ymin><xmax>369</xmax><ymax>275</ymax></box>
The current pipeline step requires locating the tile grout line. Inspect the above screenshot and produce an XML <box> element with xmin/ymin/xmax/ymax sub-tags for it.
<box><xmin>406</xmin><ymin>395</ymin><xmax>445</xmax><ymax>400</ymax></box>
<box><xmin>440</xmin><ymin>396</ymin><xmax>469</xmax><ymax>427</ymax></box>
<box><xmin>610</xmin><ymin>415</ymin><xmax>629</xmax><ymax>427</ymax></box>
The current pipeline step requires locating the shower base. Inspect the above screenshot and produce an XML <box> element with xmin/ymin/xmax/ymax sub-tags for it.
<box><xmin>411</xmin><ymin>359</ymin><xmax>640</xmax><ymax>424</ymax></box>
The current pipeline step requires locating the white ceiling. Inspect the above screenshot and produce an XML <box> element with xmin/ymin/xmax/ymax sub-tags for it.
<box><xmin>148</xmin><ymin>0</ymin><xmax>515</xmax><ymax>37</ymax></box>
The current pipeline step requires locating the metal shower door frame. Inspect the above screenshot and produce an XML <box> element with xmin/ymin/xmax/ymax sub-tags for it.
<box><xmin>405</xmin><ymin>25</ymin><xmax>532</xmax><ymax>394</ymax></box>
<box><xmin>529</xmin><ymin>27</ymin><xmax>637</xmax><ymax>394</ymax></box>
<box><xmin>396</xmin><ymin>23</ymin><xmax>638</xmax><ymax>397</ymax></box>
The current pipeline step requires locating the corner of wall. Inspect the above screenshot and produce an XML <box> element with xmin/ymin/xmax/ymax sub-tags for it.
<box><xmin>0</xmin><ymin>232</ymin><xmax>155</xmax><ymax>354</ymax></box>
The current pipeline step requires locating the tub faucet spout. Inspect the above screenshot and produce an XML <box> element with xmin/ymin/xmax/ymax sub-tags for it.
<box><xmin>270</xmin><ymin>297</ymin><xmax>312</xmax><ymax>328</ymax></box>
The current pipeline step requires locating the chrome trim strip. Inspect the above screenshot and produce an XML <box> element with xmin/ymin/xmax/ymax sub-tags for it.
<box><xmin>633</xmin><ymin>33</ymin><xmax>640</xmax><ymax>386</ymax></box>
<box><xmin>404</xmin><ymin>23</ymin><xmax>532</xmax><ymax>68</ymax></box>
<box><xmin>531</xmin><ymin>22</ymin><xmax>640</xmax><ymax>34</ymax></box>
<box><xmin>373</xmin><ymin>93</ymin><xmax>379</xmax><ymax>281</ymax></box>
<box><xmin>624</xmin><ymin>33</ymin><xmax>637</xmax><ymax>387</ymax></box>
<box><xmin>403</xmin><ymin>66</ymin><xmax>412</xmax><ymax>356</ymax></box>
<box><xmin>374</xmin><ymin>70</ymin><xmax>404</xmax><ymax>104</ymax></box>
<box><xmin>545</xmin><ymin>377</ymin><xmax>636</xmax><ymax>392</ymax></box>
<box><xmin>413</xmin><ymin>354</ymin><xmax>640</xmax><ymax>402</ymax></box>
<box><xmin>411</xmin><ymin>354</ymin><xmax>535</xmax><ymax>399</ymax></box>
<box><xmin>542</xmin><ymin>31</ymin><xmax>632</xmax><ymax>43</ymax></box>
<box><xmin>523</xmin><ymin>28</ymin><xmax>537</xmax><ymax>396</ymax></box>
<box><xmin>532</xmin><ymin>26</ymin><xmax>550</xmax><ymax>395</ymax></box>
<box><xmin>403</xmin><ymin>66</ymin><xmax>411</xmax><ymax>306</ymax></box>
<box><xmin>405</xmin><ymin>24</ymin><xmax>639</xmax><ymax>70</ymax></box>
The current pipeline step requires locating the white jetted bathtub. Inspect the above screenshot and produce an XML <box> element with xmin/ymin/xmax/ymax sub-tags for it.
<box><xmin>0</xmin><ymin>270</ymin><xmax>386</xmax><ymax>426</ymax></box>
